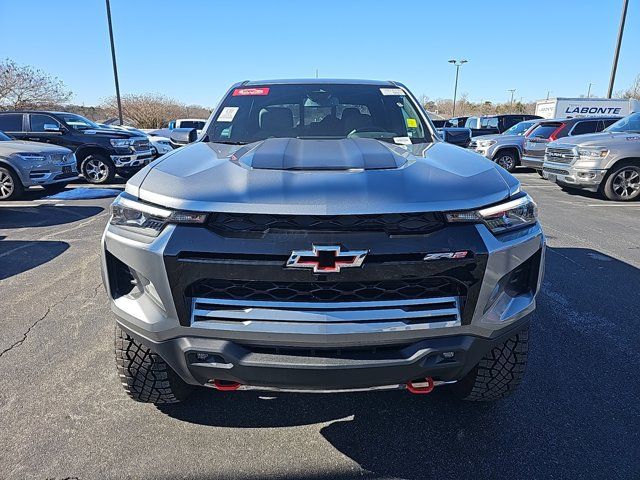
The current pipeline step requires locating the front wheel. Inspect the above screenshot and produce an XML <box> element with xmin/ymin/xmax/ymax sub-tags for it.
<box><xmin>81</xmin><ymin>154</ymin><xmax>116</xmax><ymax>184</ymax></box>
<box><xmin>115</xmin><ymin>325</ymin><xmax>193</xmax><ymax>404</ymax></box>
<box><xmin>450</xmin><ymin>327</ymin><xmax>529</xmax><ymax>401</ymax></box>
<box><xmin>494</xmin><ymin>151</ymin><xmax>517</xmax><ymax>172</ymax></box>
<box><xmin>602</xmin><ymin>164</ymin><xmax>640</xmax><ymax>201</ymax></box>
<box><xmin>0</xmin><ymin>166</ymin><xmax>24</xmax><ymax>200</ymax></box>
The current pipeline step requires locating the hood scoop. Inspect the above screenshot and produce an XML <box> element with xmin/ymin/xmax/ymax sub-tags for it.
<box><xmin>242</xmin><ymin>138</ymin><xmax>407</xmax><ymax>171</ymax></box>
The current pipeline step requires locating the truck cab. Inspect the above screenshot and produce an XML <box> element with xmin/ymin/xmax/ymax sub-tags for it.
<box><xmin>465</xmin><ymin>114</ymin><xmax>541</xmax><ymax>138</ymax></box>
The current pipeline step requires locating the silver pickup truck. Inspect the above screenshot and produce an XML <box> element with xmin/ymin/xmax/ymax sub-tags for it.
<box><xmin>542</xmin><ymin>112</ymin><xmax>640</xmax><ymax>201</ymax></box>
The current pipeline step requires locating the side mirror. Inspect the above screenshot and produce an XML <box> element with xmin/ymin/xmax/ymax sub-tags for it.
<box><xmin>169</xmin><ymin>128</ymin><xmax>197</xmax><ymax>146</ymax></box>
<box><xmin>43</xmin><ymin>123</ymin><xmax>62</xmax><ymax>133</ymax></box>
<box><xmin>441</xmin><ymin>127</ymin><xmax>472</xmax><ymax>148</ymax></box>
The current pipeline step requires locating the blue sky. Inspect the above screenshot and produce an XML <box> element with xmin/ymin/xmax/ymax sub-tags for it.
<box><xmin>1</xmin><ymin>0</ymin><xmax>638</xmax><ymax>107</ymax></box>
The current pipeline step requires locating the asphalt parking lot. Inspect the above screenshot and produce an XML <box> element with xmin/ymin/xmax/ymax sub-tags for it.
<box><xmin>0</xmin><ymin>172</ymin><xmax>638</xmax><ymax>480</ymax></box>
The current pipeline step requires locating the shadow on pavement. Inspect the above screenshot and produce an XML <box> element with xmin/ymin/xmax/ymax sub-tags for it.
<box><xmin>157</xmin><ymin>247</ymin><xmax>639</xmax><ymax>479</ymax></box>
<box><xmin>0</xmin><ymin>239</ymin><xmax>69</xmax><ymax>280</ymax></box>
<box><xmin>0</xmin><ymin>205</ymin><xmax>103</xmax><ymax>229</ymax></box>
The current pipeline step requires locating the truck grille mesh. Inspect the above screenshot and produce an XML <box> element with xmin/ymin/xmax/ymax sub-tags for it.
<box><xmin>207</xmin><ymin>212</ymin><xmax>445</xmax><ymax>236</ymax></box>
<box><xmin>545</xmin><ymin>147</ymin><xmax>577</xmax><ymax>164</ymax></box>
<box><xmin>187</xmin><ymin>278</ymin><xmax>464</xmax><ymax>303</ymax></box>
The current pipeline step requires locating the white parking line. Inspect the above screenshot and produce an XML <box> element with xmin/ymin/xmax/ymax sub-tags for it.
<box><xmin>585</xmin><ymin>204</ymin><xmax>640</xmax><ymax>207</ymax></box>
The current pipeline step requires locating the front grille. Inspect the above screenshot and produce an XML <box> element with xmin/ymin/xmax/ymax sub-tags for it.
<box><xmin>543</xmin><ymin>167</ymin><xmax>570</xmax><ymax>175</ymax></box>
<box><xmin>207</xmin><ymin>212</ymin><xmax>446</xmax><ymax>236</ymax></box>
<box><xmin>545</xmin><ymin>147</ymin><xmax>577</xmax><ymax>164</ymax></box>
<box><xmin>132</xmin><ymin>139</ymin><xmax>150</xmax><ymax>151</ymax></box>
<box><xmin>188</xmin><ymin>277</ymin><xmax>464</xmax><ymax>303</ymax></box>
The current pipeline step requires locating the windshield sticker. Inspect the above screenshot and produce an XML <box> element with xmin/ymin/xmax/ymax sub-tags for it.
<box><xmin>380</xmin><ymin>88</ymin><xmax>405</xmax><ymax>96</ymax></box>
<box><xmin>217</xmin><ymin>107</ymin><xmax>239</xmax><ymax>122</ymax></box>
<box><xmin>406</xmin><ymin>118</ymin><xmax>418</xmax><ymax>128</ymax></box>
<box><xmin>232</xmin><ymin>87</ymin><xmax>270</xmax><ymax>96</ymax></box>
<box><xmin>394</xmin><ymin>137</ymin><xmax>412</xmax><ymax>145</ymax></box>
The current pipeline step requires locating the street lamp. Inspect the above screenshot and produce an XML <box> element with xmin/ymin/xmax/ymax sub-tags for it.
<box><xmin>608</xmin><ymin>0</ymin><xmax>629</xmax><ymax>98</ymax></box>
<box><xmin>508</xmin><ymin>89</ymin><xmax>516</xmax><ymax>111</ymax></box>
<box><xmin>105</xmin><ymin>0</ymin><xmax>123</xmax><ymax>125</ymax></box>
<box><xmin>448</xmin><ymin>59</ymin><xmax>467</xmax><ymax>117</ymax></box>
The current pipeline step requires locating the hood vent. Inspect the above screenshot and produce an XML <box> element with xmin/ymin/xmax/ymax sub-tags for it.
<box><xmin>242</xmin><ymin>138</ymin><xmax>407</xmax><ymax>171</ymax></box>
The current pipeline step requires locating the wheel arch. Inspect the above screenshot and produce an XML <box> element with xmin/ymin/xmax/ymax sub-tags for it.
<box><xmin>75</xmin><ymin>146</ymin><xmax>110</xmax><ymax>168</ymax></box>
<box><xmin>493</xmin><ymin>146</ymin><xmax>520</xmax><ymax>162</ymax></box>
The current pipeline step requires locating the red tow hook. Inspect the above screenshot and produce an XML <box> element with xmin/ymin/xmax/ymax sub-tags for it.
<box><xmin>406</xmin><ymin>377</ymin><xmax>435</xmax><ymax>394</ymax></box>
<box><xmin>212</xmin><ymin>380</ymin><xmax>241</xmax><ymax>391</ymax></box>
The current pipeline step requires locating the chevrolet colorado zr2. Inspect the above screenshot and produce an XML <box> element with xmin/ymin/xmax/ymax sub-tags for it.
<box><xmin>102</xmin><ymin>79</ymin><xmax>545</xmax><ymax>404</ymax></box>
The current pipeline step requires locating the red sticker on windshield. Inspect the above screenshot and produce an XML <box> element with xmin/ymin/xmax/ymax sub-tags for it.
<box><xmin>232</xmin><ymin>87</ymin><xmax>270</xmax><ymax>96</ymax></box>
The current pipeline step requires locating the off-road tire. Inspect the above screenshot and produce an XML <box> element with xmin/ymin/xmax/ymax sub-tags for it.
<box><xmin>452</xmin><ymin>327</ymin><xmax>529</xmax><ymax>401</ymax></box>
<box><xmin>115</xmin><ymin>325</ymin><xmax>193</xmax><ymax>404</ymax></box>
<box><xmin>601</xmin><ymin>163</ymin><xmax>640</xmax><ymax>201</ymax></box>
<box><xmin>81</xmin><ymin>153</ymin><xmax>116</xmax><ymax>184</ymax></box>
<box><xmin>0</xmin><ymin>166</ymin><xmax>24</xmax><ymax>200</ymax></box>
<box><xmin>42</xmin><ymin>182</ymin><xmax>68</xmax><ymax>194</ymax></box>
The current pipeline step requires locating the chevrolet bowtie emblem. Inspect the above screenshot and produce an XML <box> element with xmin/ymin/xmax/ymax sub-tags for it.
<box><xmin>286</xmin><ymin>245</ymin><xmax>368</xmax><ymax>273</ymax></box>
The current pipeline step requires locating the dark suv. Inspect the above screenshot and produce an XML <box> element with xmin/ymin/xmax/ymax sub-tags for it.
<box><xmin>465</xmin><ymin>114</ymin><xmax>542</xmax><ymax>137</ymax></box>
<box><xmin>521</xmin><ymin>116</ymin><xmax>621</xmax><ymax>172</ymax></box>
<box><xmin>0</xmin><ymin>111</ymin><xmax>154</xmax><ymax>184</ymax></box>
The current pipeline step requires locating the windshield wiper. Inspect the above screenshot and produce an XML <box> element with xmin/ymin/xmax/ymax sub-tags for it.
<box><xmin>213</xmin><ymin>140</ymin><xmax>247</xmax><ymax>145</ymax></box>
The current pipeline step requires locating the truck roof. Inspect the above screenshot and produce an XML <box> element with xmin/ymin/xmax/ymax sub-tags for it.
<box><xmin>243</xmin><ymin>78</ymin><xmax>397</xmax><ymax>86</ymax></box>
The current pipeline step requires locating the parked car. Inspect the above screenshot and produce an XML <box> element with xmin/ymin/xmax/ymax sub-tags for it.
<box><xmin>97</xmin><ymin>124</ymin><xmax>173</xmax><ymax>157</ymax></box>
<box><xmin>521</xmin><ymin>116</ymin><xmax>621</xmax><ymax>173</ymax></box>
<box><xmin>0</xmin><ymin>111</ymin><xmax>154</xmax><ymax>184</ymax></box>
<box><xmin>0</xmin><ymin>130</ymin><xmax>77</xmax><ymax>200</ymax></box>
<box><xmin>168</xmin><ymin>118</ymin><xmax>207</xmax><ymax>135</ymax></box>
<box><xmin>472</xmin><ymin>119</ymin><xmax>539</xmax><ymax>172</ymax></box>
<box><xmin>103</xmin><ymin>79</ymin><xmax>544</xmax><ymax>404</ymax></box>
<box><xmin>465</xmin><ymin>114</ymin><xmax>542</xmax><ymax>138</ymax></box>
<box><xmin>542</xmin><ymin>112</ymin><xmax>640</xmax><ymax>201</ymax></box>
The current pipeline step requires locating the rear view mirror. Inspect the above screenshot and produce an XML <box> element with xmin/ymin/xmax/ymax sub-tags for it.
<box><xmin>43</xmin><ymin>123</ymin><xmax>62</xmax><ymax>133</ymax></box>
<box><xmin>441</xmin><ymin>127</ymin><xmax>471</xmax><ymax>148</ymax></box>
<box><xmin>169</xmin><ymin>128</ymin><xmax>197</xmax><ymax>146</ymax></box>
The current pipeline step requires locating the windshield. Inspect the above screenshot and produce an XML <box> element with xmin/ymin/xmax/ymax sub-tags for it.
<box><xmin>60</xmin><ymin>114</ymin><xmax>99</xmax><ymax>131</ymax></box>
<box><xmin>206</xmin><ymin>84</ymin><xmax>431</xmax><ymax>145</ymax></box>
<box><xmin>0</xmin><ymin>131</ymin><xmax>11</xmax><ymax>141</ymax></box>
<box><xmin>605</xmin><ymin>112</ymin><xmax>640</xmax><ymax>133</ymax></box>
<box><xmin>504</xmin><ymin>120</ymin><xmax>536</xmax><ymax>136</ymax></box>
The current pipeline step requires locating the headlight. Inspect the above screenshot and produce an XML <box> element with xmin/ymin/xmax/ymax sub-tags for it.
<box><xmin>577</xmin><ymin>146</ymin><xmax>608</xmax><ymax>158</ymax></box>
<box><xmin>445</xmin><ymin>194</ymin><xmax>538</xmax><ymax>234</ymax></box>
<box><xmin>12</xmin><ymin>153</ymin><xmax>46</xmax><ymax>163</ymax></box>
<box><xmin>478</xmin><ymin>140</ymin><xmax>496</xmax><ymax>147</ymax></box>
<box><xmin>110</xmin><ymin>193</ymin><xmax>208</xmax><ymax>237</ymax></box>
<box><xmin>110</xmin><ymin>138</ymin><xmax>135</xmax><ymax>148</ymax></box>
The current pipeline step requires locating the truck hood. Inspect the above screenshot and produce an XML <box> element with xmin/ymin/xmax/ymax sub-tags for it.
<box><xmin>0</xmin><ymin>140</ymin><xmax>71</xmax><ymax>154</ymax></box>
<box><xmin>80</xmin><ymin>128</ymin><xmax>144</xmax><ymax>139</ymax></box>
<box><xmin>130</xmin><ymin>139</ymin><xmax>517</xmax><ymax>214</ymax></box>
<box><xmin>552</xmin><ymin>131</ymin><xmax>640</xmax><ymax>147</ymax></box>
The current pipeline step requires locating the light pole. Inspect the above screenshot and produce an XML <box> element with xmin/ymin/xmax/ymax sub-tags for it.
<box><xmin>587</xmin><ymin>83</ymin><xmax>594</xmax><ymax>98</ymax></box>
<box><xmin>448</xmin><ymin>59</ymin><xmax>467</xmax><ymax>117</ymax></box>
<box><xmin>508</xmin><ymin>89</ymin><xmax>516</xmax><ymax>111</ymax></box>
<box><xmin>105</xmin><ymin>0</ymin><xmax>123</xmax><ymax>125</ymax></box>
<box><xmin>608</xmin><ymin>0</ymin><xmax>629</xmax><ymax>98</ymax></box>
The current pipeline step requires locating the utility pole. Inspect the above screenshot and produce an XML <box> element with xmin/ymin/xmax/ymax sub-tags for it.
<box><xmin>546</xmin><ymin>90</ymin><xmax>551</xmax><ymax>100</ymax></box>
<box><xmin>607</xmin><ymin>0</ymin><xmax>629</xmax><ymax>98</ymax></box>
<box><xmin>587</xmin><ymin>82</ymin><xmax>594</xmax><ymax>98</ymax></box>
<box><xmin>105</xmin><ymin>0</ymin><xmax>123</xmax><ymax>125</ymax></box>
<box><xmin>315</xmin><ymin>68</ymin><xmax>319</xmax><ymax>78</ymax></box>
<box><xmin>448</xmin><ymin>59</ymin><xmax>467</xmax><ymax>117</ymax></box>
<box><xmin>508</xmin><ymin>89</ymin><xmax>516</xmax><ymax>111</ymax></box>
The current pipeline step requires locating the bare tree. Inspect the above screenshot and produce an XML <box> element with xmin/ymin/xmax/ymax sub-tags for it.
<box><xmin>100</xmin><ymin>93</ymin><xmax>210</xmax><ymax>128</ymax></box>
<box><xmin>0</xmin><ymin>59</ymin><xmax>72</xmax><ymax>109</ymax></box>
<box><xmin>616</xmin><ymin>74</ymin><xmax>640</xmax><ymax>99</ymax></box>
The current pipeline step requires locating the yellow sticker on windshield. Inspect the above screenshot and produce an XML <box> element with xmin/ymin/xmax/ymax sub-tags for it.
<box><xmin>406</xmin><ymin>118</ymin><xmax>417</xmax><ymax>128</ymax></box>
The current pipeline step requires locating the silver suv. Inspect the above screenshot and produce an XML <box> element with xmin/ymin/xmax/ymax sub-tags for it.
<box><xmin>543</xmin><ymin>112</ymin><xmax>640</xmax><ymax>201</ymax></box>
<box><xmin>0</xmin><ymin>130</ymin><xmax>77</xmax><ymax>200</ymax></box>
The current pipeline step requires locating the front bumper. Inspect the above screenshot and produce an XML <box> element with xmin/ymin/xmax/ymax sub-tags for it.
<box><xmin>111</xmin><ymin>150</ymin><xmax>154</xmax><ymax>168</ymax></box>
<box><xmin>102</xmin><ymin>219</ymin><xmax>545</xmax><ymax>390</ymax></box>
<box><xmin>14</xmin><ymin>157</ymin><xmax>79</xmax><ymax>187</ymax></box>
<box><xmin>542</xmin><ymin>161</ymin><xmax>607</xmax><ymax>192</ymax></box>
